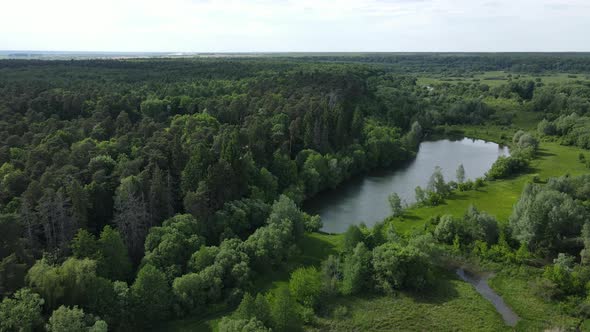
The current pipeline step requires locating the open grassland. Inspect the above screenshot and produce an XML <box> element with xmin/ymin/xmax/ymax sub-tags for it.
<box><xmin>489</xmin><ymin>272</ymin><xmax>581</xmax><ymax>331</ymax></box>
<box><xmin>311</xmin><ymin>277</ymin><xmax>508</xmax><ymax>332</ymax></box>
<box><xmin>417</xmin><ymin>71</ymin><xmax>590</xmax><ymax>87</ymax></box>
<box><xmin>311</xmin><ymin>270</ymin><xmax>584</xmax><ymax>332</ymax></box>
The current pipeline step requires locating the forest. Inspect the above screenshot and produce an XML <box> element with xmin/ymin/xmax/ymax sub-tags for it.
<box><xmin>2</xmin><ymin>54</ymin><xmax>590</xmax><ymax>331</ymax></box>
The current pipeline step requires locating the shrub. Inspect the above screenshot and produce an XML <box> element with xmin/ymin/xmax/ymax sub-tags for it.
<box><xmin>486</xmin><ymin>156</ymin><xmax>528</xmax><ymax>180</ymax></box>
<box><xmin>218</xmin><ymin>317</ymin><xmax>271</xmax><ymax>332</ymax></box>
<box><xmin>343</xmin><ymin>225</ymin><xmax>364</xmax><ymax>253</ymax></box>
<box><xmin>341</xmin><ymin>243</ymin><xmax>372</xmax><ymax>295</ymax></box>
<box><xmin>458</xmin><ymin>180</ymin><xmax>474</xmax><ymax>191</ymax></box>
<box><xmin>333</xmin><ymin>305</ymin><xmax>349</xmax><ymax>319</ymax></box>
<box><xmin>474</xmin><ymin>177</ymin><xmax>485</xmax><ymax>188</ymax></box>
<box><xmin>303</xmin><ymin>214</ymin><xmax>322</xmax><ymax>232</ymax></box>
<box><xmin>289</xmin><ymin>267</ymin><xmax>322</xmax><ymax>308</ymax></box>
<box><xmin>372</xmin><ymin>243</ymin><xmax>433</xmax><ymax>292</ymax></box>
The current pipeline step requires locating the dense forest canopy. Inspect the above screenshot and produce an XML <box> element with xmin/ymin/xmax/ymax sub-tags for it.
<box><xmin>2</xmin><ymin>54</ymin><xmax>590</xmax><ymax>331</ymax></box>
<box><xmin>290</xmin><ymin>53</ymin><xmax>590</xmax><ymax>73</ymax></box>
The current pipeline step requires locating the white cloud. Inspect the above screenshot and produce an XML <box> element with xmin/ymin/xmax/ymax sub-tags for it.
<box><xmin>0</xmin><ymin>0</ymin><xmax>588</xmax><ymax>51</ymax></box>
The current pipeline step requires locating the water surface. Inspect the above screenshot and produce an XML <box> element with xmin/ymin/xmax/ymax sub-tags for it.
<box><xmin>456</xmin><ymin>268</ymin><xmax>520</xmax><ymax>326</ymax></box>
<box><xmin>304</xmin><ymin>138</ymin><xmax>509</xmax><ymax>233</ymax></box>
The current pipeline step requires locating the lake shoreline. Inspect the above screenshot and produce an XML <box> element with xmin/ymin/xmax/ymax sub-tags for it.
<box><xmin>305</xmin><ymin>137</ymin><xmax>510</xmax><ymax>233</ymax></box>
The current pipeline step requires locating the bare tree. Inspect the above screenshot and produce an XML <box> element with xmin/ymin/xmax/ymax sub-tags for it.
<box><xmin>115</xmin><ymin>176</ymin><xmax>151</xmax><ymax>263</ymax></box>
<box><xmin>38</xmin><ymin>189</ymin><xmax>76</xmax><ymax>253</ymax></box>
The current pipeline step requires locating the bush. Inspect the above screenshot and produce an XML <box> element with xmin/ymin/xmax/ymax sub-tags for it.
<box><xmin>333</xmin><ymin>305</ymin><xmax>349</xmax><ymax>319</ymax></box>
<box><xmin>268</xmin><ymin>288</ymin><xmax>301</xmax><ymax>332</ymax></box>
<box><xmin>303</xmin><ymin>214</ymin><xmax>322</xmax><ymax>232</ymax></box>
<box><xmin>343</xmin><ymin>225</ymin><xmax>364</xmax><ymax>252</ymax></box>
<box><xmin>532</xmin><ymin>278</ymin><xmax>561</xmax><ymax>301</ymax></box>
<box><xmin>218</xmin><ymin>317</ymin><xmax>271</xmax><ymax>332</ymax></box>
<box><xmin>434</xmin><ymin>215</ymin><xmax>465</xmax><ymax>244</ymax></box>
<box><xmin>424</xmin><ymin>191</ymin><xmax>445</xmax><ymax>206</ymax></box>
<box><xmin>46</xmin><ymin>305</ymin><xmax>107</xmax><ymax>332</ymax></box>
<box><xmin>434</xmin><ymin>207</ymin><xmax>499</xmax><ymax>247</ymax></box>
<box><xmin>458</xmin><ymin>180</ymin><xmax>474</xmax><ymax>191</ymax></box>
<box><xmin>0</xmin><ymin>288</ymin><xmax>45</xmax><ymax>332</ymax></box>
<box><xmin>341</xmin><ymin>243</ymin><xmax>372</xmax><ymax>295</ymax></box>
<box><xmin>372</xmin><ymin>243</ymin><xmax>433</xmax><ymax>292</ymax></box>
<box><xmin>289</xmin><ymin>267</ymin><xmax>322</xmax><ymax>308</ymax></box>
<box><xmin>486</xmin><ymin>156</ymin><xmax>529</xmax><ymax>180</ymax></box>
<box><xmin>474</xmin><ymin>177</ymin><xmax>485</xmax><ymax>188</ymax></box>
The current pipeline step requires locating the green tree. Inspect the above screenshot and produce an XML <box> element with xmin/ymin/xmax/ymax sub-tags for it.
<box><xmin>434</xmin><ymin>215</ymin><xmax>465</xmax><ymax>244</ymax></box>
<box><xmin>289</xmin><ymin>267</ymin><xmax>322</xmax><ymax>308</ymax></box>
<box><xmin>456</xmin><ymin>164</ymin><xmax>465</xmax><ymax>184</ymax></box>
<box><xmin>71</xmin><ymin>229</ymin><xmax>98</xmax><ymax>260</ymax></box>
<box><xmin>405</xmin><ymin>121</ymin><xmax>423</xmax><ymax>148</ymax></box>
<box><xmin>415</xmin><ymin>186</ymin><xmax>426</xmax><ymax>204</ymax></box>
<box><xmin>0</xmin><ymin>288</ymin><xmax>45</xmax><ymax>332</ymax></box>
<box><xmin>234</xmin><ymin>293</ymin><xmax>257</xmax><ymax>320</ymax></box>
<box><xmin>581</xmin><ymin>223</ymin><xmax>590</xmax><ymax>265</ymax></box>
<box><xmin>234</xmin><ymin>292</ymin><xmax>271</xmax><ymax>325</ymax></box>
<box><xmin>464</xmin><ymin>205</ymin><xmax>499</xmax><ymax>245</ymax></box>
<box><xmin>131</xmin><ymin>265</ymin><xmax>171</xmax><ymax>327</ymax></box>
<box><xmin>388</xmin><ymin>193</ymin><xmax>403</xmax><ymax>217</ymax></box>
<box><xmin>303</xmin><ymin>214</ymin><xmax>322</xmax><ymax>232</ymax></box>
<box><xmin>218</xmin><ymin>317</ymin><xmax>271</xmax><ymax>332</ymax></box>
<box><xmin>427</xmin><ymin>166</ymin><xmax>448</xmax><ymax>196</ymax></box>
<box><xmin>341</xmin><ymin>242</ymin><xmax>372</xmax><ymax>295</ymax></box>
<box><xmin>510</xmin><ymin>183</ymin><xmax>587</xmax><ymax>254</ymax></box>
<box><xmin>143</xmin><ymin>214</ymin><xmax>203</xmax><ymax>279</ymax></box>
<box><xmin>68</xmin><ymin>180</ymin><xmax>89</xmax><ymax>229</ymax></box>
<box><xmin>269</xmin><ymin>288</ymin><xmax>301</xmax><ymax>332</ymax></box>
<box><xmin>372</xmin><ymin>243</ymin><xmax>433</xmax><ymax>292</ymax></box>
<box><xmin>97</xmin><ymin>226</ymin><xmax>131</xmax><ymax>281</ymax></box>
<box><xmin>343</xmin><ymin>225</ymin><xmax>364</xmax><ymax>253</ymax></box>
<box><xmin>46</xmin><ymin>305</ymin><xmax>107</xmax><ymax>332</ymax></box>
<box><xmin>267</xmin><ymin>195</ymin><xmax>305</xmax><ymax>240</ymax></box>
<box><xmin>26</xmin><ymin>258</ymin><xmax>64</xmax><ymax>310</ymax></box>
<box><xmin>188</xmin><ymin>246</ymin><xmax>219</xmax><ymax>273</ymax></box>
<box><xmin>140</xmin><ymin>98</ymin><xmax>168</xmax><ymax>119</ymax></box>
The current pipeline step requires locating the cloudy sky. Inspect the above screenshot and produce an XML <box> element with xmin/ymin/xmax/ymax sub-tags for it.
<box><xmin>1</xmin><ymin>0</ymin><xmax>589</xmax><ymax>52</ymax></box>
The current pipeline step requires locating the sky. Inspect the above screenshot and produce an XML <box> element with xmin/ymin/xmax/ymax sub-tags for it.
<box><xmin>1</xmin><ymin>0</ymin><xmax>589</xmax><ymax>52</ymax></box>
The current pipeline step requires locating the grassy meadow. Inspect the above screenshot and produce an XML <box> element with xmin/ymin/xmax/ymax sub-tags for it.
<box><xmin>417</xmin><ymin>71</ymin><xmax>590</xmax><ymax>87</ymax></box>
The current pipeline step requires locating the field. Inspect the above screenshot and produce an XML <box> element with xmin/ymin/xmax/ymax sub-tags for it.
<box><xmin>311</xmin><ymin>277</ymin><xmax>509</xmax><ymax>332</ymax></box>
<box><xmin>417</xmin><ymin>71</ymin><xmax>590</xmax><ymax>87</ymax></box>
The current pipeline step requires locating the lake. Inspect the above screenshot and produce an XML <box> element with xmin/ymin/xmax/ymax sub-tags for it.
<box><xmin>304</xmin><ymin>138</ymin><xmax>510</xmax><ymax>233</ymax></box>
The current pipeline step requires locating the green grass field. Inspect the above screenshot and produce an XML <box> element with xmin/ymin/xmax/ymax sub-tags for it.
<box><xmin>489</xmin><ymin>271</ymin><xmax>581</xmax><ymax>331</ymax></box>
<box><xmin>311</xmin><ymin>276</ymin><xmax>509</xmax><ymax>332</ymax></box>
<box><xmin>308</xmin><ymin>266</ymin><xmax>584</xmax><ymax>332</ymax></box>
<box><xmin>417</xmin><ymin>71</ymin><xmax>590</xmax><ymax>87</ymax></box>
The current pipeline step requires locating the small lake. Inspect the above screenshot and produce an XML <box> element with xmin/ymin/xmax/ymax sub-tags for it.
<box><xmin>304</xmin><ymin>138</ymin><xmax>509</xmax><ymax>233</ymax></box>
